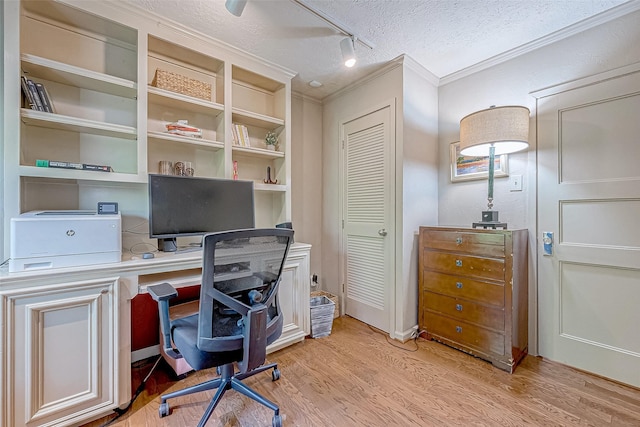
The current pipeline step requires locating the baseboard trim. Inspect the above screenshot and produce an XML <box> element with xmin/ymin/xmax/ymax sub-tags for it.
<box><xmin>132</xmin><ymin>345</ymin><xmax>160</xmax><ymax>363</ymax></box>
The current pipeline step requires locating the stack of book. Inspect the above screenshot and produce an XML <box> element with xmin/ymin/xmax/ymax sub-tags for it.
<box><xmin>165</xmin><ymin>120</ymin><xmax>202</xmax><ymax>138</ymax></box>
<box><xmin>232</xmin><ymin>124</ymin><xmax>251</xmax><ymax>147</ymax></box>
<box><xmin>21</xmin><ymin>76</ymin><xmax>55</xmax><ymax>113</ymax></box>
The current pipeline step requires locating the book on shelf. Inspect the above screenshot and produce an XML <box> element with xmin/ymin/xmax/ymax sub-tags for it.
<box><xmin>232</xmin><ymin>124</ymin><xmax>250</xmax><ymax>147</ymax></box>
<box><xmin>20</xmin><ymin>77</ymin><xmax>54</xmax><ymax>113</ymax></box>
<box><xmin>34</xmin><ymin>82</ymin><xmax>55</xmax><ymax>113</ymax></box>
<box><xmin>165</xmin><ymin>120</ymin><xmax>202</xmax><ymax>138</ymax></box>
<box><xmin>36</xmin><ymin>159</ymin><xmax>113</xmax><ymax>172</ymax></box>
<box><xmin>21</xmin><ymin>76</ymin><xmax>38</xmax><ymax>110</ymax></box>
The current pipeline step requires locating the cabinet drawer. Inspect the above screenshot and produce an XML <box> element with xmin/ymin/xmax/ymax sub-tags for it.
<box><xmin>424</xmin><ymin>291</ymin><xmax>504</xmax><ymax>331</ymax></box>
<box><xmin>423</xmin><ymin>250</ymin><xmax>505</xmax><ymax>282</ymax></box>
<box><xmin>425</xmin><ymin>312</ymin><xmax>504</xmax><ymax>355</ymax></box>
<box><xmin>422</xmin><ymin>271</ymin><xmax>504</xmax><ymax>307</ymax></box>
<box><xmin>421</xmin><ymin>229</ymin><xmax>505</xmax><ymax>257</ymax></box>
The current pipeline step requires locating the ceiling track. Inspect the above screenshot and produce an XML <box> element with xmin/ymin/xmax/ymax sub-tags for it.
<box><xmin>291</xmin><ymin>0</ymin><xmax>375</xmax><ymax>50</ymax></box>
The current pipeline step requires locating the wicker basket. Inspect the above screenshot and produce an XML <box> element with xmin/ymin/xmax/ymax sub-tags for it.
<box><xmin>151</xmin><ymin>69</ymin><xmax>211</xmax><ymax>101</ymax></box>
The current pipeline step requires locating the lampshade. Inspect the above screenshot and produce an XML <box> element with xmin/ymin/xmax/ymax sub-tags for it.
<box><xmin>459</xmin><ymin>106</ymin><xmax>530</xmax><ymax>157</ymax></box>
<box><xmin>340</xmin><ymin>37</ymin><xmax>356</xmax><ymax>68</ymax></box>
<box><xmin>225</xmin><ymin>0</ymin><xmax>247</xmax><ymax>17</ymax></box>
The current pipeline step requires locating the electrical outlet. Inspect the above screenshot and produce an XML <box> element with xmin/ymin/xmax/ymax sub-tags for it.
<box><xmin>509</xmin><ymin>174</ymin><xmax>523</xmax><ymax>191</ymax></box>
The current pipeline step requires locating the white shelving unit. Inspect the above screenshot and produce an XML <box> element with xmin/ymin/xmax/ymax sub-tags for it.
<box><xmin>3</xmin><ymin>0</ymin><xmax>294</xmax><ymax>243</ymax></box>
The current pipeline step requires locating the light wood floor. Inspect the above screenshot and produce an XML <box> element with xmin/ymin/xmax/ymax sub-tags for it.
<box><xmin>84</xmin><ymin>316</ymin><xmax>640</xmax><ymax>427</ymax></box>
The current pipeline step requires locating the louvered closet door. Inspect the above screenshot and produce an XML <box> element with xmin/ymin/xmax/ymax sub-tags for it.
<box><xmin>342</xmin><ymin>105</ymin><xmax>394</xmax><ymax>332</ymax></box>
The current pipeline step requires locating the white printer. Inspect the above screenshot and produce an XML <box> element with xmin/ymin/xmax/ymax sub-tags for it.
<box><xmin>9</xmin><ymin>210</ymin><xmax>122</xmax><ymax>272</ymax></box>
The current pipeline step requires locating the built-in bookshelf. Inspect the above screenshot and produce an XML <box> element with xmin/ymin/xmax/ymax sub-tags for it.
<box><xmin>3</xmin><ymin>0</ymin><xmax>294</xmax><ymax>254</ymax></box>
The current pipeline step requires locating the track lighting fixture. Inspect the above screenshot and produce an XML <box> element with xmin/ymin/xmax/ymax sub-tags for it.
<box><xmin>225</xmin><ymin>0</ymin><xmax>247</xmax><ymax>17</ymax></box>
<box><xmin>340</xmin><ymin>36</ymin><xmax>356</xmax><ymax>68</ymax></box>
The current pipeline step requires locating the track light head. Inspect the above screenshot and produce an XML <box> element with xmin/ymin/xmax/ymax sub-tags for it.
<box><xmin>340</xmin><ymin>36</ymin><xmax>356</xmax><ymax>68</ymax></box>
<box><xmin>225</xmin><ymin>0</ymin><xmax>247</xmax><ymax>17</ymax></box>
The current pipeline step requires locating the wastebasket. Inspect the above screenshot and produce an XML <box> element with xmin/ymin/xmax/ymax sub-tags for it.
<box><xmin>310</xmin><ymin>290</ymin><xmax>339</xmax><ymax>318</ymax></box>
<box><xmin>309</xmin><ymin>295</ymin><xmax>335</xmax><ymax>338</ymax></box>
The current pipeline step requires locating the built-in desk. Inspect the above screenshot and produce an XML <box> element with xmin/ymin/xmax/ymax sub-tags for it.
<box><xmin>0</xmin><ymin>242</ymin><xmax>311</xmax><ymax>427</ymax></box>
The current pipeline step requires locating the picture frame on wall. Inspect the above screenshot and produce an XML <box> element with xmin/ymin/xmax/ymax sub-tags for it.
<box><xmin>450</xmin><ymin>141</ymin><xmax>509</xmax><ymax>182</ymax></box>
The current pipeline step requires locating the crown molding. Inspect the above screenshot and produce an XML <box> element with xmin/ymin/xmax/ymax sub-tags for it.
<box><xmin>292</xmin><ymin>91</ymin><xmax>323</xmax><ymax>104</ymax></box>
<box><xmin>400</xmin><ymin>55</ymin><xmax>440</xmax><ymax>87</ymax></box>
<box><xmin>440</xmin><ymin>0</ymin><xmax>640</xmax><ymax>86</ymax></box>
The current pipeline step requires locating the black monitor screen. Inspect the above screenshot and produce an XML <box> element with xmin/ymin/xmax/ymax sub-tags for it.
<box><xmin>148</xmin><ymin>174</ymin><xmax>254</xmax><ymax>250</ymax></box>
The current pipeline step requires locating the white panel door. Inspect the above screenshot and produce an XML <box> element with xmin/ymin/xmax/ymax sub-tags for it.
<box><xmin>537</xmin><ymin>70</ymin><xmax>640</xmax><ymax>388</ymax></box>
<box><xmin>342</xmin><ymin>105</ymin><xmax>394</xmax><ymax>332</ymax></box>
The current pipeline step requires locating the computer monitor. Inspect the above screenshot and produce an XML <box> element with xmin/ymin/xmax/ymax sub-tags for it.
<box><xmin>148</xmin><ymin>174</ymin><xmax>255</xmax><ymax>252</ymax></box>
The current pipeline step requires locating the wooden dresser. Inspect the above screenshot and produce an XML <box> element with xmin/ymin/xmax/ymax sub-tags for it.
<box><xmin>418</xmin><ymin>227</ymin><xmax>528</xmax><ymax>373</ymax></box>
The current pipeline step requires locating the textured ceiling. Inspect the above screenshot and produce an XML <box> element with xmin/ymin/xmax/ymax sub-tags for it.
<box><xmin>128</xmin><ymin>0</ymin><xmax>634</xmax><ymax>99</ymax></box>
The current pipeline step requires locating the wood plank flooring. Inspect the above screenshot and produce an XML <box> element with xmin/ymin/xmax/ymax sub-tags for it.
<box><xmin>83</xmin><ymin>316</ymin><xmax>640</xmax><ymax>426</ymax></box>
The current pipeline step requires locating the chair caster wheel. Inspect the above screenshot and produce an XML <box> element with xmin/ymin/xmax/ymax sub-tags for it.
<box><xmin>272</xmin><ymin>414</ymin><xmax>283</xmax><ymax>427</ymax></box>
<box><xmin>272</xmin><ymin>368</ymin><xmax>281</xmax><ymax>381</ymax></box>
<box><xmin>159</xmin><ymin>402</ymin><xmax>170</xmax><ymax>418</ymax></box>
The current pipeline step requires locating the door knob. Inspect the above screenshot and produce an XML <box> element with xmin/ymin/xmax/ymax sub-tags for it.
<box><xmin>378</xmin><ymin>229</ymin><xmax>387</xmax><ymax>236</ymax></box>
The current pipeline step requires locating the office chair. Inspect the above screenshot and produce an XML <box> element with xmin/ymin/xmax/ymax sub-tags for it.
<box><xmin>148</xmin><ymin>228</ymin><xmax>294</xmax><ymax>427</ymax></box>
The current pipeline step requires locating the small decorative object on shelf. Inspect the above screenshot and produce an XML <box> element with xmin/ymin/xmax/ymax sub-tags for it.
<box><xmin>233</xmin><ymin>161</ymin><xmax>238</xmax><ymax>180</ymax></box>
<box><xmin>174</xmin><ymin>161</ymin><xmax>194</xmax><ymax>176</ymax></box>
<box><xmin>265</xmin><ymin>130</ymin><xmax>278</xmax><ymax>151</ymax></box>
<box><xmin>159</xmin><ymin>160</ymin><xmax>173</xmax><ymax>175</ymax></box>
<box><xmin>264</xmin><ymin>166</ymin><xmax>278</xmax><ymax>184</ymax></box>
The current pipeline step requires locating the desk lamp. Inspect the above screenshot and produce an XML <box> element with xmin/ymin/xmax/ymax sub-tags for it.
<box><xmin>459</xmin><ymin>105</ymin><xmax>530</xmax><ymax>229</ymax></box>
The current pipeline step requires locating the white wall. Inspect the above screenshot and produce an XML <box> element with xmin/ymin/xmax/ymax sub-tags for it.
<box><xmin>437</xmin><ymin>9</ymin><xmax>640</xmax><ymax>354</ymax></box>
<box><xmin>397</xmin><ymin>62</ymin><xmax>439</xmax><ymax>333</ymax></box>
<box><xmin>0</xmin><ymin>1</ymin><xmax>4</xmax><ymax>262</ymax></box>
<box><xmin>291</xmin><ymin>94</ymin><xmax>323</xmax><ymax>278</ymax></box>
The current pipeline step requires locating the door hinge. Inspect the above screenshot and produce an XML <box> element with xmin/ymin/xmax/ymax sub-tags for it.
<box><xmin>342</xmin><ymin>219</ymin><xmax>344</xmax><ymax>229</ymax></box>
<box><xmin>342</xmin><ymin>140</ymin><xmax>344</xmax><ymax>149</ymax></box>
<box><xmin>342</xmin><ymin>283</ymin><xmax>345</xmax><ymax>293</ymax></box>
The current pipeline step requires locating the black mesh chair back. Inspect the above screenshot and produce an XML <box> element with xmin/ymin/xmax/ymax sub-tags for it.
<box><xmin>149</xmin><ymin>228</ymin><xmax>294</xmax><ymax>427</ymax></box>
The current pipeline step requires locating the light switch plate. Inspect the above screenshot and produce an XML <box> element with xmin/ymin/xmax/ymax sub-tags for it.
<box><xmin>509</xmin><ymin>174</ymin><xmax>523</xmax><ymax>191</ymax></box>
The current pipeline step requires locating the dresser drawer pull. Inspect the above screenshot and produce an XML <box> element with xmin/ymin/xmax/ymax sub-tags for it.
<box><xmin>456</xmin><ymin>282</ymin><xmax>463</xmax><ymax>289</ymax></box>
<box><xmin>455</xmin><ymin>326</ymin><xmax>462</xmax><ymax>333</ymax></box>
<box><xmin>456</xmin><ymin>237</ymin><xmax>463</xmax><ymax>245</ymax></box>
<box><xmin>455</xmin><ymin>260</ymin><xmax>462</xmax><ymax>267</ymax></box>
<box><xmin>456</xmin><ymin>304</ymin><xmax>463</xmax><ymax>311</ymax></box>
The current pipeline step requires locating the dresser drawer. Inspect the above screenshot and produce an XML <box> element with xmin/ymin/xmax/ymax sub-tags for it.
<box><xmin>425</xmin><ymin>312</ymin><xmax>505</xmax><ymax>356</ymax></box>
<box><xmin>424</xmin><ymin>291</ymin><xmax>504</xmax><ymax>330</ymax></box>
<box><xmin>423</xmin><ymin>250</ymin><xmax>505</xmax><ymax>282</ymax></box>
<box><xmin>421</xmin><ymin>229</ymin><xmax>505</xmax><ymax>257</ymax></box>
<box><xmin>422</xmin><ymin>271</ymin><xmax>504</xmax><ymax>307</ymax></box>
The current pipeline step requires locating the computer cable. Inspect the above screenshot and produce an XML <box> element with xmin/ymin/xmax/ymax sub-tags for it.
<box><xmin>98</xmin><ymin>355</ymin><xmax>163</xmax><ymax>427</ymax></box>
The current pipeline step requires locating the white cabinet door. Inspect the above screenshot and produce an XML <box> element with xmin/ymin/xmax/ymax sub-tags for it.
<box><xmin>1</xmin><ymin>277</ymin><xmax>119</xmax><ymax>427</ymax></box>
<box><xmin>267</xmin><ymin>244</ymin><xmax>311</xmax><ymax>353</ymax></box>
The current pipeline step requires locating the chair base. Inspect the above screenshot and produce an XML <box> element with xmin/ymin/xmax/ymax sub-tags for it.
<box><xmin>159</xmin><ymin>362</ymin><xmax>281</xmax><ymax>427</ymax></box>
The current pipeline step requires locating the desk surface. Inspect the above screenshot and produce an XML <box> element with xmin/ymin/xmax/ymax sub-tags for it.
<box><xmin>0</xmin><ymin>242</ymin><xmax>311</xmax><ymax>291</ymax></box>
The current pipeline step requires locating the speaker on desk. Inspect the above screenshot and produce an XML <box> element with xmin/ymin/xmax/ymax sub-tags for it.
<box><xmin>276</xmin><ymin>222</ymin><xmax>294</xmax><ymax>243</ymax></box>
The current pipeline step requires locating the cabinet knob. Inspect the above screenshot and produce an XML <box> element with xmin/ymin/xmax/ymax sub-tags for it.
<box><xmin>455</xmin><ymin>326</ymin><xmax>462</xmax><ymax>333</ymax></box>
<box><xmin>100</xmin><ymin>288</ymin><xmax>109</xmax><ymax>295</ymax></box>
<box><xmin>455</xmin><ymin>260</ymin><xmax>462</xmax><ymax>267</ymax></box>
<box><xmin>456</xmin><ymin>282</ymin><xmax>463</xmax><ymax>289</ymax></box>
<box><xmin>456</xmin><ymin>304</ymin><xmax>463</xmax><ymax>311</ymax></box>
<box><xmin>456</xmin><ymin>237</ymin><xmax>463</xmax><ymax>245</ymax></box>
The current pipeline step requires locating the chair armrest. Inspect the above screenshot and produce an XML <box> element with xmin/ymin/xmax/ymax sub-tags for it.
<box><xmin>147</xmin><ymin>283</ymin><xmax>182</xmax><ymax>360</ymax></box>
<box><xmin>148</xmin><ymin>282</ymin><xmax>178</xmax><ymax>301</ymax></box>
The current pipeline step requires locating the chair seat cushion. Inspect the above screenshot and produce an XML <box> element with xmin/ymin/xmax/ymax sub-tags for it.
<box><xmin>171</xmin><ymin>315</ymin><xmax>242</xmax><ymax>370</ymax></box>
